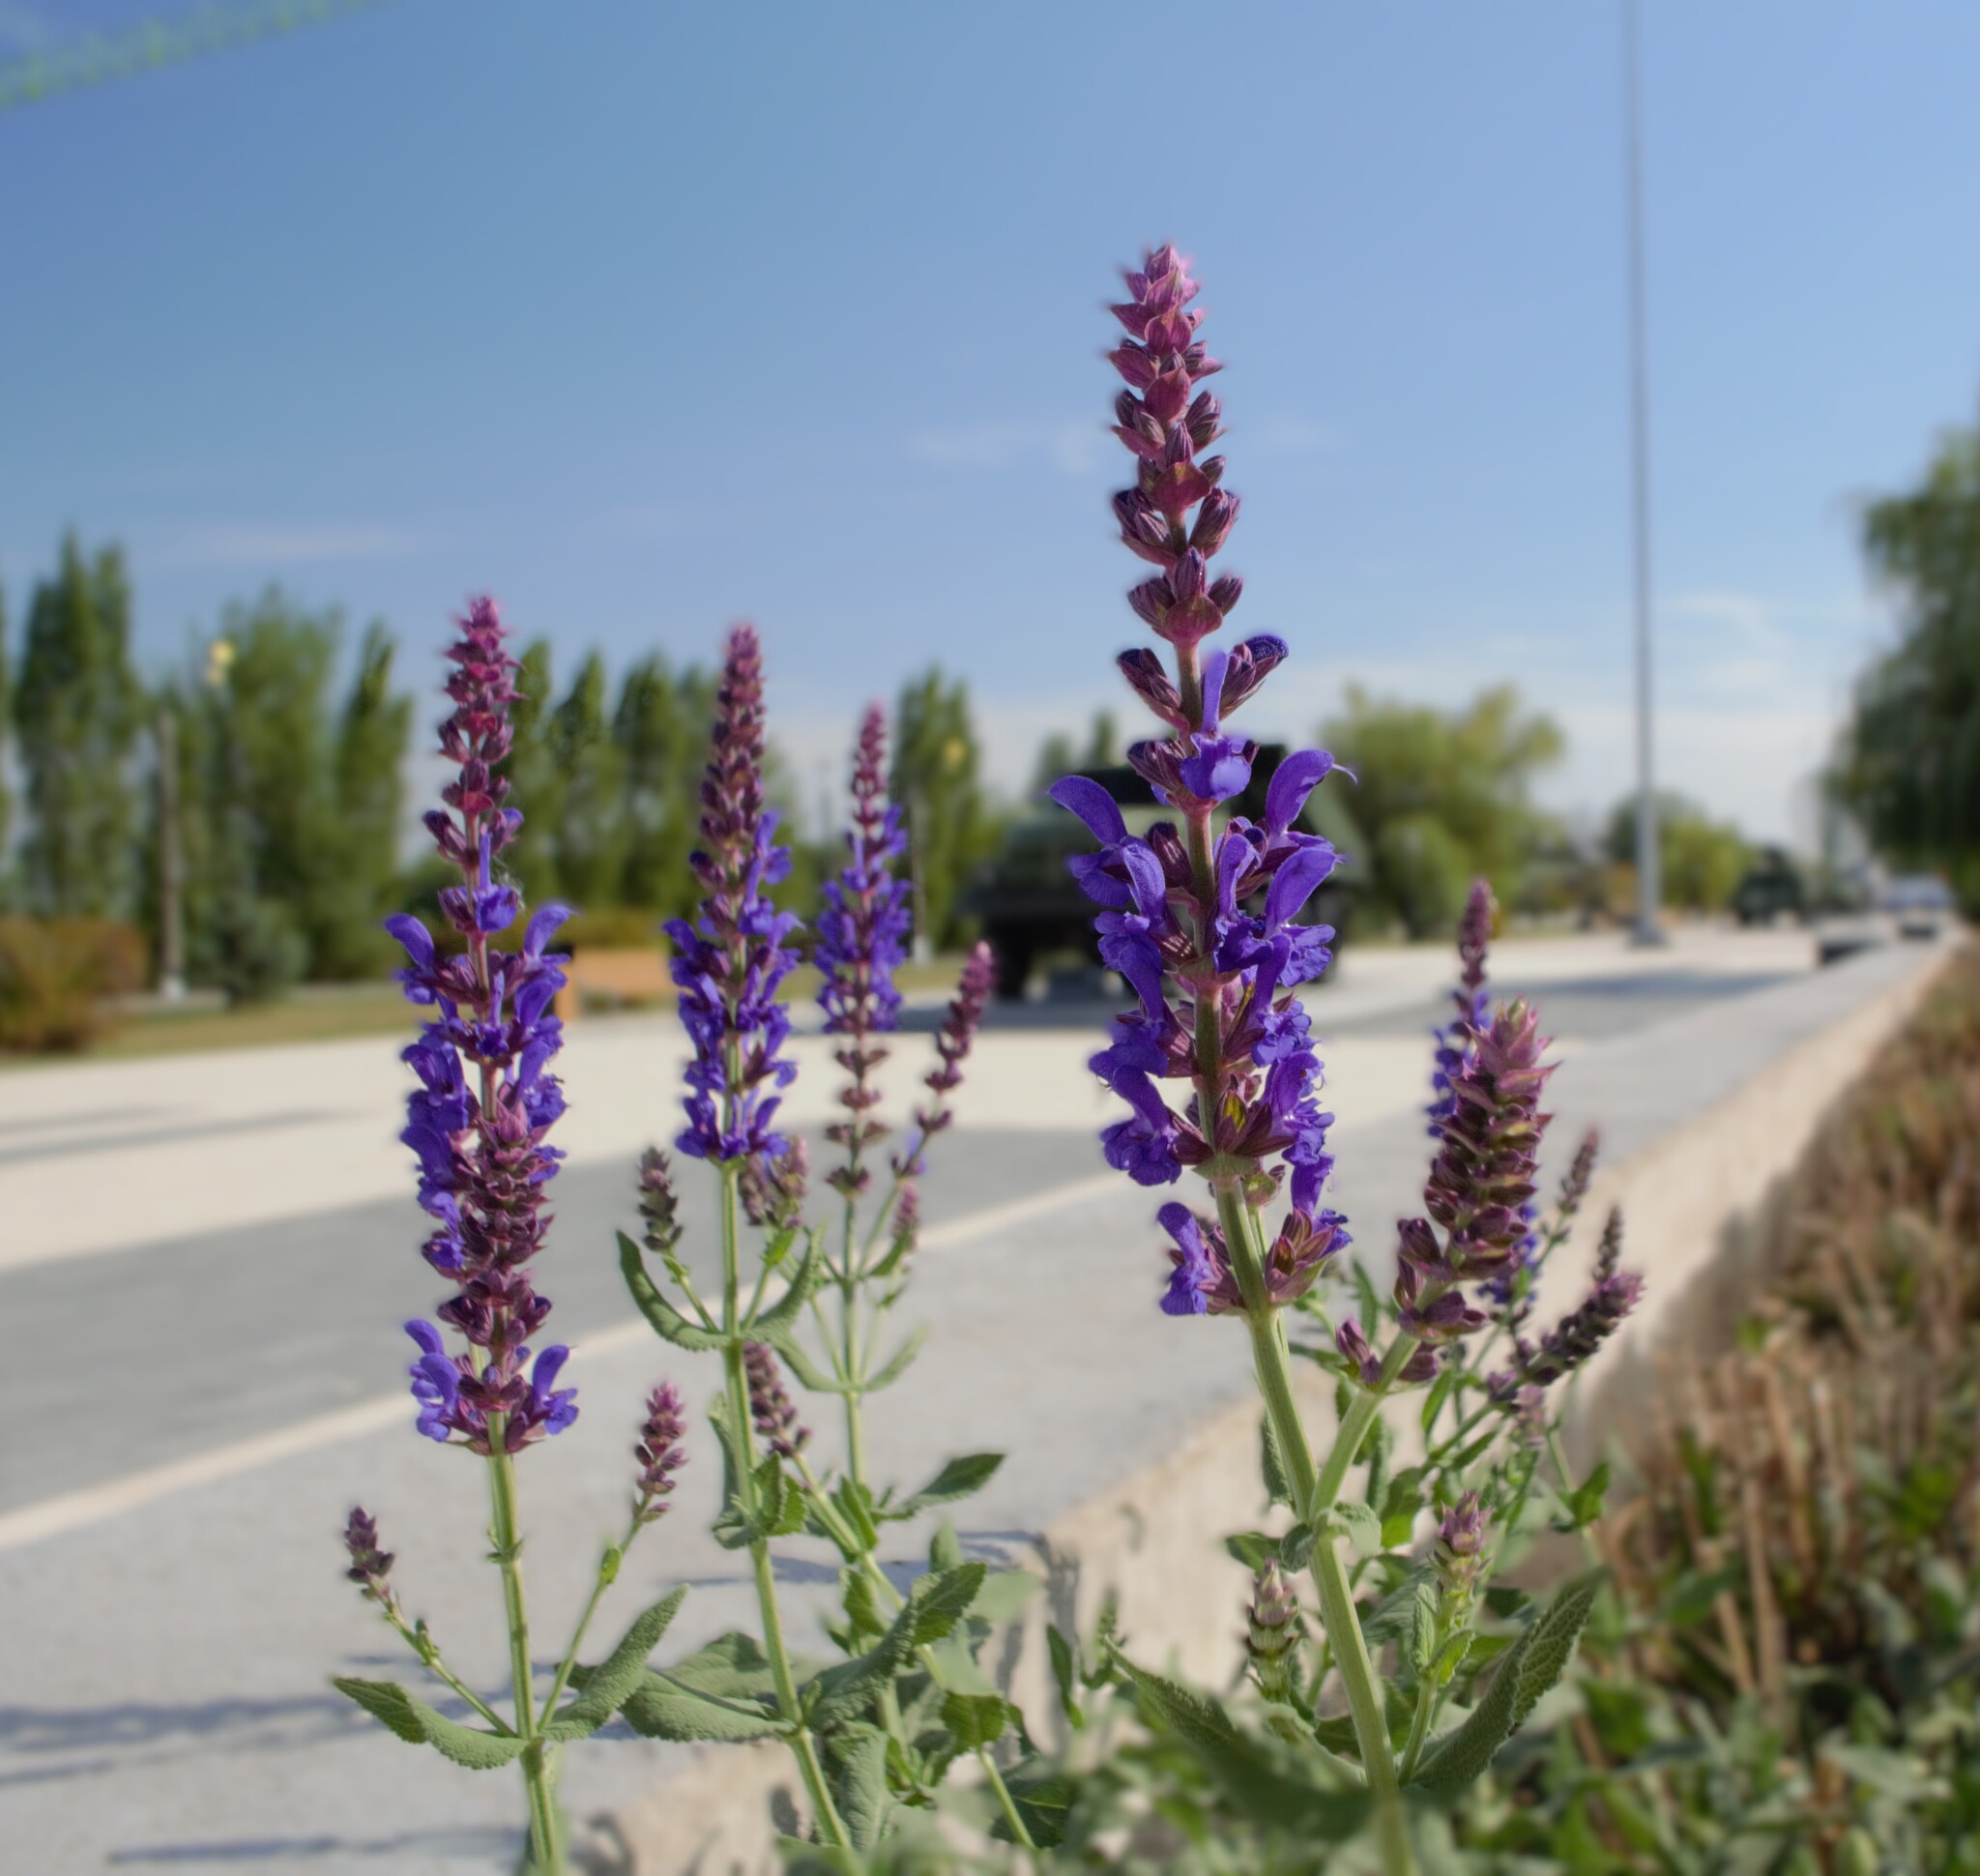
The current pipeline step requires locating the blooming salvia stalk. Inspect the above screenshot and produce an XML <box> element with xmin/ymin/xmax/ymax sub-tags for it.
<box><xmin>335</xmin><ymin>601</ymin><xmax>691</xmax><ymax>1875</ymax></box>
<box><xmin>616</xmin><ymin>636</ymin><xmax>1038</xmax><ymax>1856</ymax></box>
<box><xmin>1059</xmin><ymin>251</ymin><xmax>1647</xmax><ymax>1874</ymax></box>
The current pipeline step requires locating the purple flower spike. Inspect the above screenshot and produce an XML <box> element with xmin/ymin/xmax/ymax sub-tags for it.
<box><xmin>1435</xmin><ymin>1492</ymin><xmax>1490</xmax><ymax>1595</ymax></box>
<box><xmin>1072</xmin><ymin>245</ymin><xmax>1354</xmax><ymax>1321</ymax></box>
<box><xmin>343</xmin><ymin>1507</ymin><xmax>395</xmax><ymax>1604</ymax></box>
<box><xmin>1429</xmin><ymin>878</ymin><xmax>1497</xmax><ymax>1137</ymax></box>
<box><xmin>633</xmin><ymin>1382</ymin><xmax>688</xmax><ymax>1524</ymax></box>
<box><xmin>819</xmin><ymin>705</ymin><xmax>914</xmax><ymax>1199</ymax></box>
<box><xmin>743</xmin><ymin>1341</ymin><xmax>809</xmax><ymax>1460</ymax></box>
<box><xmin>894</xmin><ymin>941</ymin><xmax>995</xmax><ymax>1178</ymax></box>
<box><xmin>1523</xmin><ymin>1209</ymin><xmax>1644</xmax><ymax>1387</ymax></box>
<box><xmin>664</xmin><ymin>626</ymin><xmax>804</xmax><ymax>1168</ymax></box>
<box><xmin>386</xmin><ymin>599</ymin><xmax>576</xmax><ymax>1456</ymax></box>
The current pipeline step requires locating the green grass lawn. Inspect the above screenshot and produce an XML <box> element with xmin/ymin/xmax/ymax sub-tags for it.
<box><xmin>0</xmin><ymin>953</ymin><xmax>988</xmax><ymax>1069</ymax></box>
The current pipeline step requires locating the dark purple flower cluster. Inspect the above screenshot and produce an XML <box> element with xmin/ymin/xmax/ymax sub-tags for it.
<box><xmin>1157</xmin><ymin>1198</ymin><xmax>1351</xmax><ymax>1318</ymax></box>
<box><xmin>743</xmin><ymin>1340</ymin><xmax>808</xmax><ymax>1460</ymax></box>
<box><xmin>633</xmin><ymin>1383</ymin><xmax>688</xmax><ymax>1524</ymax></box>
<box><xmin>1060</xmin><ymin>245</ymin><xmax>1350</xmax><ymax>1316</ymax></box>
<box><xmin>1435</xmin><ymin>1492</ymin><xmax>1489</xmax><ymax>1595</ymax></box>
<box><xmin>1427</xmin><ymin>881</ymin><xmax>1495</xmax><ymax>1136</ymax></box>
<box><xmin>386</xmin><ymin>599</ymin><xmax>577</xmax><ymax>1456</ymax></box>
<box><xmin>664</xmin><ymin>626</ymin><xmax>802</xmax><ymax>1166</ymax></box>
<box><xmin>819</xmin><ymin>705</ymin><xmax>913</xmax><ymax>1198</ymax></box>
<box><xmin>343</xmin><ymin>1506</ymin><xmax>395</xmax><ymax>1604</ymax></box>
<box><xmin>892</xmin><ymin>941</ymin><xmax>995</xmax><ymax>1179</ymax></box>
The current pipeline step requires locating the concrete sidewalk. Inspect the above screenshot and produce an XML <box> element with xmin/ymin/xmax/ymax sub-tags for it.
<box><xmin>0</xmin><ymin>927</ymin><xmax>1931</xmax><ymax>1874</ymax></box>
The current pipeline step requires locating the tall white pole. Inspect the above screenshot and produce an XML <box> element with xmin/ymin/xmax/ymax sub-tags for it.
<box><xmin>1624</xmin><ymin>0</ymin><xmax>1663</xmax><ymax>944</ymax></box>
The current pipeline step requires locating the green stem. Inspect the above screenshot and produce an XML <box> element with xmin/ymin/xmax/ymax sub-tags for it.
<box><xmin>976</xmin><ymin>1744</ymin><xmax>1038</xmax><ymax>1855</ymax></box>
<box><xmin>1547</xmin><ymin>1426</ymin><xmax>1605</xmax><ymax>1569</ymax></box>
<box><xmin>840</xmin><ymin>1198</ymin><xmax>869</xmax><ymax>1489</ymax></box>
<box><xmin>1398</xmin><ymin>1670</ymin><xmax>1441</xmax><ymax>1782</ymax></box>
<box><xmin>378</xmin><ymin>1606</ymin><xmax>509</xmax><ymax>1731</ymax></box>
<box><xmin>1221</xmin><ymin>1194</ymin><xmax>1415</xmax><ymax>1876</ymax></box>
<box><xmin>717</xmin><ymin>1160</ymin><xmax>854</xmax><ymax>1858</ymax></box>
<box><xmin>486</xmin><ymin>1435</ymin><xmax>560</xmax><ymax>1873</ymax></box>
<box><xmin>538</xmin><ymin>1516</ymin><xmax>641</xmax><ymax>1730</ymax></box>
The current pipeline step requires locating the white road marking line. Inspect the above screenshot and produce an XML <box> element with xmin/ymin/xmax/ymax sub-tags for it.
<box><xmin>0</xmin><ymin>1170</ymin><xmax>1130</xmax><ymax>1552</ymax></box>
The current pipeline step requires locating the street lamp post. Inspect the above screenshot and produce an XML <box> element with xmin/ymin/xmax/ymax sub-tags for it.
<box><xmin>1623</xmin><ymin>0</ymin><xmax>1663</xmax><ymax>945</ymax></box>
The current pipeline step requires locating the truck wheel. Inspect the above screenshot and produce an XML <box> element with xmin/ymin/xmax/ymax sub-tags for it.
<box><xmin>987</xmin><ymin>935</ymin><xmax>1033</xmax><ymax>1001</ymax></box>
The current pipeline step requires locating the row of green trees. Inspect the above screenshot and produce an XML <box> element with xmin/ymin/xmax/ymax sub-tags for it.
<box><xmin>1834</xmin><ymin>422</ymin><xmax>1980</xmax><ymax>908</ymax></box>
<box><xmin>0</xmin><ymin>535</ymin><xmax>1005</xmax><ymax>997</ymax></box>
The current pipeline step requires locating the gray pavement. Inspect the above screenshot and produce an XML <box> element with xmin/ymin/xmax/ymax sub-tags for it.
<box><xmin>0</xmin><ymin>929</ymin><xmax>1938</xmax><ymax>1873</ymax></box>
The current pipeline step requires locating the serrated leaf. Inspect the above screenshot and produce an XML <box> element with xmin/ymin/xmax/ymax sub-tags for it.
<box><xmin>1420</xmin><ymin>1363</ymin><xmax>1460</xmax><ymax>1433</ymax></box>
<box><xmin>1112</xmin><ymin>1655</ymin><xmax>1371</xmax><ymax>1840</ymax></box>
<box><xmin>1381</xmin><ymin>1512</ymin><xmax>1417</xmax><ymax>1549</ymax></box>
<box><xmin>647</xmin><ymin>1629</ymin><xmax>779</xmax><ymax>1703</ymax></box>
<box><xmin>1225</xmin><ymin>1531</ymin><xmax>1281</xmax><ymax>1570</ymax></box>
<box><xmin>862</xmin><ymin>1324</ymin><xmax>928</xmax><ymax>1392</ymax></box>
<box><xmin>769</xmin><ymin>1336</ymin><xmax>848</xmax><ymax>1394</ymax></box>
<box><xmin>1047</xmin><ymin>1626</ymin><xmax>1085</xmax><ymax>1730</ymax></box>
<box><xmin>543</xmin><ymin>1585</ymin><xmax>687</xmax><ymax>1740</ymax></box>
<box><xmin>827</xmin><ymin>1722</ymin><xmax>893</xmax><ymax>1851</ymax></box>
<box><xmin>618</xmin><ymin>1675</ymin><xmax>782</xmax><ymax>1742</ymax></box>
<box><xmin>332</xmin><ymin>1677</ymin><xmax>526</xmax><ymax>1769</ymax></box>
<box><xmin>891</xmin><ymin>1451</ymin><xmax>1004</xmax><ymax>1518</ymax></box>
<box><xmin>1279</xmin><ymin>1522</ymin><xmax>1316</xmax><ymax>1571</ymax></box>
<box><xmin>805</xmin><ymin>1564</ymin><xmax>987</xmax><ymax>1725</ymax></box>
<box><xmin>616</xmin><ymin>1231</ymin><xmax>724</xmax><ymax>1351</ymax></box>
<box><xmin>968</xmin><ymin>1568</ymin><xmax>1040</xmax><ymax>1627</ymax></box>
<box><xmin>1410</xmin><ymin>1570</ymin><xmax>1602</xmax><ymax>1794</ymax></box>
<box><xmin>940</xmin><ymin>1688</ymin><xmax>1013</xmax><ymax>1751</ymax></box>
<box><xmin>995</xmin><ymin>1754</ymin><xmax>1075</xmax><ymax>1848</ymax></box>
<box><xmin>746</xmin><ymin>1234</ymin><xmax>828</xmax><ymax>1343</ymax></box>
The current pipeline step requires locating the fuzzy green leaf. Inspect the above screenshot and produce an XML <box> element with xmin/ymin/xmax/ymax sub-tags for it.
<box><xmin>891</xmin><ymin>1451</ymin><xmax>1004</xmax><ymax>1518</ymax></box>
<box><xmin>994</xmin><ymin>1754</ymin><xmax>1076</xmax><ymax>1848</ymax></box>
<box><xmin>1325</xmin><ymin>1502</ymin><xmax>1383</xmax><ymax>1558</ymax></box>
<box><xmin>828</xmin><ymin>1724</ymin><xmax>893</xmax><ymax>1852</ymax></box>
<box><xmin>928</xmin><ymin>1518</ymin><xmax>964</xmax><ymax>1573</ymax></box>
<box><xmin>616</xmin><ymin>1231</ymin><xmax>724</xmax><ymax>1351</ymax></box>
<box><xmin>1113</xmin><ymin>1655</ymin><xmax>1372</xmax><ymax>1839</ymax></box>
<box><xmin>805</xmin><ymin>1564</ymin><xmax>987</xmax><ymax>1725</ymax></box>
<box><xmin>1410</xmin><ymin>1570</ymin><xmax>1602</xmax><ymax>1793</ymax></box>
<box><xmin>1224</xmin><ymin>1530</ymin><xmax>1281</xmax><ymax>1570</ymax></box>
<box><xmin>1260</xmin><ymin>1413</ymin><xmax>1295</xmax><ymax>1509</ymax></box>
<box><xmin>939</xmin><ymin>1688</ymin><xmax>1013</xmax><ymax>1751</ymax></box>
<box><xmin>862</xmin><ymin>1325</ymin><xmax>928</xmax><ymax>1393</ymax></box>
<box><xmin>543</xmin><ymin>1586</ymin><xmax>687</xmax><ymax>1740</ymax></box>
<box><xmin>617</xmin><ymin>1675</ymin><xmax>783</xmax><ymax>1743</ymax></box>
<box><xmin>332</xmin><ymin>1677</ymin><xmax>526</xmax><ymax>1770</ymax></box>
<box><xmin>746</xmin><ymin>1234</ymin><xmax>828</xmax><ymax>1343</ymax></box>
<box><xmin>968</xmin><ymin>1568</ymin><xmax>1041</xmax><ymax>1627</ymax></box>
<box><xmin>1046</xmin><ymin>1626</ymin><xmax>1085</xmax><ymax>1730</ymax></box>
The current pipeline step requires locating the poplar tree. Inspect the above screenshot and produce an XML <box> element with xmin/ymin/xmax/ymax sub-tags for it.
<box><xmin>15</xmin><ymin>535</ymin><xmax>141</xmax><ymax>918</ymax></box>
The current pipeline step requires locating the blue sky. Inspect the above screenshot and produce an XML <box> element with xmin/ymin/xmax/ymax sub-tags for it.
<box><xmin>4</xmin><ymin>0</ymin><xmax>1979</xmax><ymax>843</ymax></box>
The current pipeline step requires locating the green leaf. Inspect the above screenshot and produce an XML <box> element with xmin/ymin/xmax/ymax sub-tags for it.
<box><xmin>1046</xmin><ymin>1626</ymin><xmax>1085</xmax><ymax>1730</ymax></box>
<box><xmin>1555</xmin><ymin>1459</ymin><xmax>1612</xmax><ymax>1532</ymax></box>
<box><xmin>542</xmin><ymin>1586</ymin><xmax>687</xmax><ymax>1740</ymax></box>
<box><xmin>618</xmin><ymin>1675</ymin><xmax>782</xmax><ymax>1743</ymax></box>
<box><xmin>862</xmin><ymin>1325</ymin><xmax>928</xmax><ymax>1392</ymax></box>
<box><xmin>1112</xmin><ymin>1655</ymin><xmax>1372</xmax><ymax>1840</ymax></box>
<box><xmin>826</xmin><ymin>1722</ymin><xmax>893</xmax><ymax>1852</ymax></box>
<box><xmin>968</xmin><ymin>1568</ymin><xmax>1041</xmax><ymax>1627</ymax></box>
<box><xmin>940</xmin><ymin>1688</ymin><xmax>1013</xmax><ymax>1751</ymax></box>
<box><xmin>1278</xmin><ymin>1522</ymin><xmax>1316</xmax><ymax>1571</ymax></box>
<box><xmin>1420</xmin><ymin>1363</ymin><xmax>1460</xmax><ymax>1434</ymax></box>
<box><xmin>1409</xmin><ymin>1570</ymin><xmax>1602</xmax><ymax>1793</ymax></box>
<box><xmin>928</xmin><ymin>1518</ymin><xmax>964</xmax><ymax>1573</ymax></box>
<box><xmin>653</xmin><ymin>1629</ymin><xmax>779</xmax><ymax>1702</ymax></box>
<box><xmin>1261</xmin><ymin>1413</ymin><xmax>1295</xmax><ymax>1509</ymax></box>
<box><xmin>746</xmin><ymin>1233</ymin><xmax>828</xmax><ymax>1343</ymax></box>
<box><xmin>332</xmin><ymin>1677</ymin><xmax>526</xmax><ymax>1770</ymax></box>
<box><xmin>995</xmin><ymin>1754</ymin><xmax>1075</xmax><ymax>1848</ymax></box>
<box><xmin>805</xmin><ymin>1563</ymin><xmax>987</xmax><ymax>1725</ymax></box>
<box><xmin>616</xmin><ymin>1230</ymin><xmax>724</xmax><ymax>1351</ymax></box>
<box><xmin>769</xmin><ymin>1336</ymin><xmax>848</xmax><ymax>1394</ymax></box>
<box><xmin>1324</xmin><ymin>1502</ymin><xmax>1383</xmax><ymax>1558</ymax></box>
<box><xmin>891</xmin><ymin>1451</ymin><xmax>1004</xmax><ymax>1518</ymax></box>
<box><xmin>1224</xmin><ymin>1531</ymin><xmax>1281</xmax><ymax>1571</ymax></box>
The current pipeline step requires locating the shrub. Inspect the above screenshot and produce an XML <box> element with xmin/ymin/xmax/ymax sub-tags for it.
<box><xmin>0</xmin><ymin>916</ymin><xmax>146</xmax><ymax>1051</ymax></box>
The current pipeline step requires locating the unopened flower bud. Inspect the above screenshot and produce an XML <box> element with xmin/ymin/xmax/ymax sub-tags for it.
<box><xmin>343</xmin><ymin>1506</ymin><xmax>395</xmax><ymax>1604</ymax></box>
<box><xmin>1434</xmin><ymin>1493</ymin><xmax>1489</xmax><ymax>1598</ymax></box>
<box><xmin>1246</xmin><ymin>1561</ymin><xmax>1303</xmax><ymax>1702</ymax></box>
<box><xmin>638</xmin><ymin>1147</ymin><xmax>684</xmax><ymax>1258</ymax></box>
<box><xmin>633</xmin><ymin>1382</ymin><xmax>688</xmax><ymax>1523</ymax></box>
<box><xmin>743</xmin><ymin>1341</ymin><xmax>808</xmax><ymax>1459</ymax></box>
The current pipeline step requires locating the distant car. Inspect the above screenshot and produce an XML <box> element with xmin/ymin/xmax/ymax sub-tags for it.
<box><xmin>1882</xmin><ymin>874</ymin><xmax>1956</xmax><ymax>941</ymax></box>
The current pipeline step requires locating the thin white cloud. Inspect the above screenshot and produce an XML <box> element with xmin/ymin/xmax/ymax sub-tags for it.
<box><xmin>160</xmin><ymin>523</ymin><xmax>430</xmax><ymax>567</ymax></box>
<box><xmin>905</xmin><ymin>420</ymin><xmax>1106</xmax><ymax>477</ymax></box>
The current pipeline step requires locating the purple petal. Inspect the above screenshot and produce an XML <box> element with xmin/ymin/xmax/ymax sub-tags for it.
<box><xmin>524</xmin><ymin>903</ymin><xmax>574</xmax><ymax>958</ymax></box>
<box><xmin>1267</xmin><ymin>843</ymin><xmax>1336</xmax><ymax>930</ymax></box>
<box><xmin>1265</xmin><ymin>750</ymin><xmax>1332</xmax><ymax>837</ymax></box>
<box><xmin>405</xmin><ymin>1319</ymin><xmax>446</xmax><ymax>1357</ymax></box>
<box><xmin>1199</xmin><ymin>648</ymin><xmax>1230</xmax><ymax>735</ymax></box>
<box><xmin>1049</xmin><ymin>776</ymin><xmax>1127</xmax><ymax>847</ymax></box>
<box><xmin>385</xmin><ymin>915</ymin><xmax>434</xmax><ymax>969</ymax></box>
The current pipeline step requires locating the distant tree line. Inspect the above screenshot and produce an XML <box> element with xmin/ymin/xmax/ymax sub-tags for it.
<box><xmin>0</xmin><ymin>533</ymin><xmax>1005</xmax><ymax>1001</ymax></box>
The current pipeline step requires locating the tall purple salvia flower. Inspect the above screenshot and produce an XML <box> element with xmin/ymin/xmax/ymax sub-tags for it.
<box><xmin>664</xmin><ymin>625</ymin><xmax>801</xmax><ymax>1167</ymax></box>
<box><xmin>1055</xmin><ymin>243</ymin><xmax>1348</xmax><ymax>1316</ymax></box>
<box><xmin>1428</xmin><ymin>880</ymin><xmax>1495</xmax><ymax>1135</ymax></box>
<box><xmin>386</xmin><ymin>598</ymin><xmax>577</xmax><ymax>1455</ymax></box>
<box><xmin>818</xmin><ymin>705</ymin><xmax>914</xmax><ymax>1198</ymax></box>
